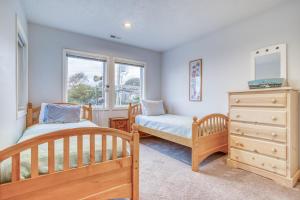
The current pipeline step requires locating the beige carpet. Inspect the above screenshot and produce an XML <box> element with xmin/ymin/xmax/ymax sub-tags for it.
<box><xmin>139</xmin><ymin>137</ymin><xmax>300</xmax><ymax>200</ymax></box>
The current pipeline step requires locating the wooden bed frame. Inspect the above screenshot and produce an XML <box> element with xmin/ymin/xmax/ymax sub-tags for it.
<box><xmin>0</xmin><ymin>103</ymin><xmax>139</xmax><ymax>200</ymax></box>
<box><xmin>128</xmin><ymin>103</ymin><xmax>228</xmax><ymax>172</ymax></box>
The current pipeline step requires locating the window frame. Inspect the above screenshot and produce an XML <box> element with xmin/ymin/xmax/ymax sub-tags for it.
<box><xmin>62</xmin><ymin>49</ymin><xmax>109</xmax><ymax>110</ymax></box>
<box><xmin>16</xmin><ymin>16</ymin><xmax>28</xmax><ymax>119</ymax></box>
<box><xmin>62</xmin><ymin>49</ymin><xmax>146</xmax><ymax>111</ymax></box>
<box><xmin>112</xmin><ymin>57</ymin><xmax>146</xmax><ymax>109</ymax></box>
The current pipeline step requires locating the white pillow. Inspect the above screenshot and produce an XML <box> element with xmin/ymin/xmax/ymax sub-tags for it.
<box><xmin>39</xmin><ymin>103</ymin><xmax>48</xmax><ymax>123</ymax></box>
<box><xmin>141</xmin><ymin>100</ymin><xmax>165</xmax><ymax>116</ymax></box>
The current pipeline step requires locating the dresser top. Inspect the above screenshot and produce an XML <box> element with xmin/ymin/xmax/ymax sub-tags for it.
<box><xmin>229</xmin><ymin>87</ymin><xmax>297</xmax><ymax>94</ymax></box>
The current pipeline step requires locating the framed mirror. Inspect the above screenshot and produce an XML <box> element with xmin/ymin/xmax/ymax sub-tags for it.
<box><xmin>251</xmin><ymin>44</ymin><xmax>287</xmax><ymax>80</ymax></box>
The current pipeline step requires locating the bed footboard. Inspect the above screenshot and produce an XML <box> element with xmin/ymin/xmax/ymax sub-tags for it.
<box><xmin>0</xmin><ymin>126</ymin><xmax>139</xmax><ymax>200</ymax></box>
<box><xmin>192</xmin><ymin>114</ymin><xmax>228</xmax><ymax>172</ymax></box>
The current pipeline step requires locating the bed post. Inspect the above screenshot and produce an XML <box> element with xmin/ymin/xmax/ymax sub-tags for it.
<box><xmin>132</xmin><ymin>124</ymin><xmax>139</xmax><ymax>200</ymax></box>
<box><xmin>128</xmin><ymin>103</ymin><xmax>133</xmax><ymax>132</ymax></box>
<box><xmin>87</xmin><ymin>103</ymin><xmax>92</xmax><ymax>121</ymax></box>
<box><xmin>192</xmin><ymin>116</ymin><xmax>199</xmax><ymax>172</ymax></box>
<box><xmin>26</xmin><ymin>103</ymin><xmax>33</xmax><ymax>128</ymax></box>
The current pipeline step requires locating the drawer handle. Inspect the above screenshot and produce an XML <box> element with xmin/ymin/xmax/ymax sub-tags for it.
<box><xmin>261</xmin><ymin>163</ymin><xmax>265</xmax><ymax>166</ymax></box>
<box><xmin>252</xmin><ymin>157</ymin><xmax>255</xmax><ymax>160</ymax></box>
<box><xmin>272</xmin><ymin>165</ymin><xmax>277</xmax><ymax>169</ymax></box>
<box><xmin>271</xmin><ymin>132</ymin><xmax>277</xmax><ymax>137</ymax></box>
<box><xmin>271</xmin><ymin>116</ymin><xmax>277</xmax><ymax>121</ymax></box>
<box><xmin>272</xmin><ymin>148</ymin><xmax>277</xmax><ymax>153</ymax></box>
<box><xmin>235</xmin><ymin>156</ymin><xmax>239</xmax><ymax>160</ymax></box>
<box><xmin>271</xmin><ymin>99</ymin><xmax>277</xmax><ymax>104</ymax></box>
<box><xmin>235</xmin><ymin>99</ymin><xmax>240</xmax><ymax>103</ymax></box>
<box><xmin>236</xmin><ymin>114</ymin><xmax>240</xmax><ymax>118</ymax></box>
<box><xmin>253</xmin><ymin>149</ymin><xmax>258</xmax><ymax>153</ymax></box>
<box><xmin>235</xmin><ymin>128</ymin><xmax>240</xmax><ymax>132</ymax></box>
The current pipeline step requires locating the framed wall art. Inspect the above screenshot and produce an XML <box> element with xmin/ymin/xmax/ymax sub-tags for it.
<box><xmin>189</xmin><ymin>59</ymin><xmax>202</xmax><ymax>101</ymax></box>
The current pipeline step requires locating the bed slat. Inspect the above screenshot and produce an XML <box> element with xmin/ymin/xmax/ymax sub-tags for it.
<box><xmin>112</xmin><ymin>136</ymin><xmax>117</xmax><ymax>160</ymax></box>
<box><xmin>63</xmin><ymin>137</ymin><xmax>69</xmax><ymax>170</ymax></box>
<box><xmin>204</xmin><ymin>120</ymin><xmax>208</xmax><ymax>135</ymax></box>
<box><xmin>11</xmin><ymin>153</ymin><xmax>20</xmax><ymax>182</ymax></box>
<box><xmin>48</xmin><ymin>141</ymin><xmax>55</xmax><ymax>173</ymax></box>
<box><xmin>102</xmin><ymin>135</ymin><xmax>107</xmax><ymax>161</ymax></box>
<box><xmin>0</xmin><ymin>161</ymin><xmax>1</xmax><ymax>184</ymax></box>
<box><xmin>218</xmin><ymin>117</ymin><xmax>221</xmax><ymax>132</ymax></box>
<box><xmin>220</xmin><ymin>117</ymin><xmax>223</xmax><ymax>131</ymax></box>
<box><xmin>122</xmin><ymin>139</ymin><xmax>127</xmax><ymax>157</ymax></box>
<box><xmin>77</xmin><ymin>135</ymin><xmax>83</xmax><ymax>167</ymax></box>
<box><xmin>31</xmin><ymin>146</ymin><xmax>39</xmax><ymax>178</ymax></box>
<box><xmin>90</xmin><ymin>134</ymin><xmax>95</xmax><ymax>164</ymax></box>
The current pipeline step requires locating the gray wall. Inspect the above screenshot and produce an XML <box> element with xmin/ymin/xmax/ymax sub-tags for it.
<box><xmin>162</xmin><ymin>0</ymin><xmax>300</xmax><ymax>115</ymax></box>
<box><xmin>28</xmin><ymin>23</ymin><xmax>162</xmax><ymax>106</ymax></box>
<box><xmin>0</xmin><ymin>0</ymin><xmax>28</xmax><ymax>150</ymax></box>
<box><xmin>161</xmin><ymin>0</ymin><xmax>300</xmax><ymax>165</ymax></box>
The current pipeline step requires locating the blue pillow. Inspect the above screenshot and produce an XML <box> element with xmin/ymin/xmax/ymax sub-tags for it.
<box><xmin>43</xmin><ymin>104</ymin><xmax>81</xmax><ymax>123</ymax></box>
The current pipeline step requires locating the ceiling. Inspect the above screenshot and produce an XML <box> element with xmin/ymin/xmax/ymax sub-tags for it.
<box><xmin>21</xmin><ymin>0</ymin><xmax>289</xmax><ymax>52</ymax></box>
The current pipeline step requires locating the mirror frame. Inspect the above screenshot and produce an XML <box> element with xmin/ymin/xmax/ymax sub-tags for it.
<box><xmin>251</xmin><ymin>43</ymin><xmax>287</xmax><ymax>80</ymax></box>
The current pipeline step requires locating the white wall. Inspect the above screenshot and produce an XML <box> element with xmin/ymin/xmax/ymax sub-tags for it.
<box><xmin>161</xmin><ymin>0</ymin><xmax>300</xmax><ymax>164</ymax></box>
<box><xmin>28</xmin><ymin>23</ymin><xmax>161</xmax><ymax>126</ymax></box>
<box><xmin>162</xmin><ymin>0</ymin><xmax>300</xmax><ymax>116</ymax></box>
<box><xmin>0</xmin><ymin>0</ymin><xmax>28</xmax><ymax>150</ymax></box>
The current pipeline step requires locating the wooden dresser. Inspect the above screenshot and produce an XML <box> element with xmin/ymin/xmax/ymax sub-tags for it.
<box><xmin>109</xmin><ymin>117</ymin><xmax>129</xmax><ymax>132</ymax></box>
<box><xmin>227</xmin><ymin>87</ymin><xmax>299</xmax><ymax>187</ymax></box>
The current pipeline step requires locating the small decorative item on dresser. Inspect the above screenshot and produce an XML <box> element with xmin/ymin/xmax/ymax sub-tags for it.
<box><xmin>109</xmin><ymin>117</ymin><xmax>129</xmax><ymax>132</ymax></box>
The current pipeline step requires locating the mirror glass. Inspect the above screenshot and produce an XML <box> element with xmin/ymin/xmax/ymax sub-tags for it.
<box><xmin>255</xmin><ymin>52</ymin><xmax>280</xmax><ymax>80</ymax></box>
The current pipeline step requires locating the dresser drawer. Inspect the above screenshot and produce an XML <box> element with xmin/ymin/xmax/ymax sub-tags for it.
<box><xmin>230</xmin><ymin>148</ymin><xmax>286</xmax><ymax>176</ymax></box>
<box><xmin>230</xmin><ymin>122</ymin><xmax>286</xmax><ymax>142</ymax></box>
<box><xmin>230</xmin><ymin>108</ymin><xmax>286</xmax><ymax>126</ymax></box>
<box><xmin>230</xmin><ymin>135</ymin><xmax>286</xmax><ymax>159</ymax></box>
<box><xmin>230</xmin><ymin>93</ymin><xmax>286</xmax><ymax>107</ymax></box>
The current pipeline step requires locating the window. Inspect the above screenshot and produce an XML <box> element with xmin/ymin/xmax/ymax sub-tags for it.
<box><xmin>64</xmin><ymin>50</ymin><xmax>107</xmax><ymax>108</ymax></box>
<box><xmin>114</xmin><ymin>61</ymin><xmax>144</xmax><ymax>107</ymax></box>
<box><xmin>16</xmin><ymin>19</ymin><xmax>28</xmax><ymax>118</ymax></box>
<box><xmin>63</xmin><ymin>50</ymin><xmax>146</xmax><ymax>110</ymax></box>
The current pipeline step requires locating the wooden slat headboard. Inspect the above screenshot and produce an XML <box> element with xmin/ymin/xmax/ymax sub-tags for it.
<box><xmin>128</xmin><ymin>102</ymin><xmax>168</xmax><ymax>132</ymax></box>
<box><xmin>26</xmin><ymin>103</ymin><xmax>93</xmax><ymax>128</ymax></box>
<box><xmin>128</xmin><ymin>103</ymin><xmax>142</xmax><ymax>132</ymax></box>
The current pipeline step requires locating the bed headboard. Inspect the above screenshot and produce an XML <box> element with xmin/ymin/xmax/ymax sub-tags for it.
<box><xmin>26</xmin><ymin>103</ymin><xmax>93</xmax><ymax>128</ymax></box>
<box><xmin>128</xmin><ymin>103</ymin><xmax>142</xmax><ymax>132</ymax></box>
<box><xmin>128</xmin><ymin>102</ymin><xmax>168</xmax><ymax>132</ymax></box>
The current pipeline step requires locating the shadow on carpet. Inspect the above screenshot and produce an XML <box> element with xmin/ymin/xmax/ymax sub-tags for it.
<box><xmin>140</xmin><ymin>136</ymin><xmax>226</xmax><ymax>167</ymax></box>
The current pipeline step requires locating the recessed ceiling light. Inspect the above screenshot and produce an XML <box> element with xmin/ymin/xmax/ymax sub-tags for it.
<box><xmin>123</xmin><ymin>22</ymin><xmax>132</xmax><ymax>29</ymax></box>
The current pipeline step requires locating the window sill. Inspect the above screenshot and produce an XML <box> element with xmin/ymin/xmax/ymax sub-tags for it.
<box><xmin>92</xmin><ymin>107</ymin><xmax>109</xmax><ymax>111</ymax></box>
<box><xmin>112</xmin><ymin>106</ymin><xmax>129</xmax><ymax>111</ymax></box>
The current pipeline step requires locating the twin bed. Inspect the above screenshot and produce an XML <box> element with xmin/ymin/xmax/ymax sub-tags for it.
<box><xmin>0</xmin><ymin>103</ymin><xmax>139</xmax><ymax>200</ymax></box>
<box><xmin>0</xmin><ymin>101</ymin><xmax>228</xmax><ymax>199</ymax></box>
<box><xmin>129</xmin><ymin>103</ymin><xmax>229</xmax><ymax>171</ymax></box>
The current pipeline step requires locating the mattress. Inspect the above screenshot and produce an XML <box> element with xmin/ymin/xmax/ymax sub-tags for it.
<box><xmin>0</xmin><ymin>120</ymin><xmax>126</xmax><ymax>184</ymax></box>
<box><xmin>135</xmin><ymin>114</ymin><xmax>193</xmax><ymax>139</ymax></box>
